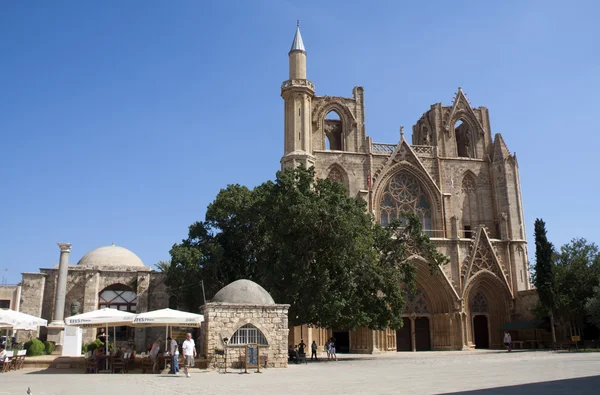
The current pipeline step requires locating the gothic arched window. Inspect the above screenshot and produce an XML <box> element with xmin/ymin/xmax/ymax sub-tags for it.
<box><xmin>471</xmin><ymin>292</ymin><xmax>488</xmax><ymax>313</ymax></box>
<box><xmin>379</xmin><ymin>172</ymin><xmax>432</xmax><ymax>234</ymax></box>
<box><xmin>230</xmin><ymin>324</ymin><xmax>268</xmax><ymax>346</ymax></box>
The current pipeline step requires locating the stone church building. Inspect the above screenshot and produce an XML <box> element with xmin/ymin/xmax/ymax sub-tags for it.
<box><xmin>283</xmin><ymin>25</ymin><xmax>534</xmax><ymax>352</ymax></box>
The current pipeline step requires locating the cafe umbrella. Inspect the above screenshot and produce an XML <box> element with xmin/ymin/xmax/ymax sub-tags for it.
<box><xmin>0</xmin><ymin>309</ymin><xmax>48</xmax><ymax>330</ymax></box>
<box><xmin>65</xmin><ymin>307</ymin><xmax>135</xmax><ymax>369</ymax></box>
<box><xmin>131</xmin><ymin>308</ymin><xmax>204</xmax><ymax>349</ymax></box>
<box><xmin>0</xmin><ymin>309</ymin><xmax>47</xmax><ymax>348</ymax></box>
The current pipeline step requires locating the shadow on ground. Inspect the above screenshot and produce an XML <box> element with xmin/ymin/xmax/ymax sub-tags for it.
<box><xmin>440</xmin><ymin>375</ymin><xmax>600</xmax><ymax>395</ymax></box>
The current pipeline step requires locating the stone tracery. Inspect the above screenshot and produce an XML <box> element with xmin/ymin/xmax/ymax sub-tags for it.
<box><xmin>379</xmin><ymin>172</ymin><xmax>432</xmax><ymax>232</ymax></box>
<box><xmin>404</xmin><ymin>287</ymin><xmax>430</xmax><ymax>314</ymax></box>
<box><xmin>471</xmin><ymin>292</ymin><xmax>488</xmax><ymax>313</ymax></box>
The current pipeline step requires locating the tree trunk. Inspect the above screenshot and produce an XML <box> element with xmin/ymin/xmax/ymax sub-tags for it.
<box><xmin>549</xmin><ymin>310</ymin><xmax>557</xmax><ymax>347</ymax></box>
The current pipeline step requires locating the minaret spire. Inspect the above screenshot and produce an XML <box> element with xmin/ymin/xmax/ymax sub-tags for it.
<box><xmin>290</xmin><ymin>20</ymin><xmax>305</xmax><ymax>53</ymax></box>
<box><xmin>281</xmin><ymin>23</ymin><xmax>314</xmax><ymax>170</ymax></box>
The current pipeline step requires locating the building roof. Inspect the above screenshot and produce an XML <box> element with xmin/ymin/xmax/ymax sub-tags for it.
<box><xmin>77</xmin><ymin>244</ymin><xmax>146</xmax><ymax>268</ymax></box>
<box><xmin>211</xmin><ymin>279</ymin><xmax>275</xmax><ymax>305</ymax></box>
<box><xmin>290</xmin><ymin>23</ymin><xmax>305</xmax><ymax>53</ymax></box>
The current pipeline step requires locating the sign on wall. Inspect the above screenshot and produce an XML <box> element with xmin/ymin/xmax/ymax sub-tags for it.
<box><xmin>245</xmin><ymin>344</ymin><xmax>261</xmax><ymax>373</ymax></box>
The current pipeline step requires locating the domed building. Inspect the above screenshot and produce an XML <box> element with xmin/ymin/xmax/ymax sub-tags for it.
<box><xmin>19</xmin><ymin>243</ymin><xmax>168</xmax><ymax>351</ymax></box>
<box><xmin>202</xmin><ymin>279</ymin><xmax>290</xmax><ymax>368</ymax></box>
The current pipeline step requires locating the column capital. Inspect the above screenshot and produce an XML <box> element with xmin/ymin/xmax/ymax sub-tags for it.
<box><xmin>57</xmin><ymin>243</ymin><xmax>72</xmax><ymax>252</ymax></box>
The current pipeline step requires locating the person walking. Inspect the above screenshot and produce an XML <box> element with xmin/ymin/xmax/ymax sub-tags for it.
<box><xmin>182</xmin><ymin>333</ymin><xmax>196</xmax><ymax>378</ymax></box>
<box><xmin>150</xmin><ymin>339</ymin><xmax>162</xmax><ymax>373</ymax></box>
<box><xmin>167</xmin><ymin>336</ymin><xmax>180</xmax><ymax>375</ymax></box>
<box><xmin>311</xmin><ymin>340</ymin><xmax>318</xmax><ymax>361</ymax></box>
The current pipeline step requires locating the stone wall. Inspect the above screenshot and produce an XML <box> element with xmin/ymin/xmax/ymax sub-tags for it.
<box><xmin>203</xmin><ymin>303</ymin><xmax>290</xmax><ymax>368</ymax></box>
<box><xmin>0</xmin><ymin>285</ymin><xmax>20</xmax><ymax>310</ymax></box>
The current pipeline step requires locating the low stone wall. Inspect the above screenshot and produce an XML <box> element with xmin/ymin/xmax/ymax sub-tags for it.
<box><xmin>203</xmin><ymin>303</ymin><xmax>290</xmax><ymax>368</ymax></box>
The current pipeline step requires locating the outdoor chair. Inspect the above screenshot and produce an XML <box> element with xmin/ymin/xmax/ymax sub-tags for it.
<box><xmin>1</xmin><ymin>351</ymin><xmax>14</xmax><ymax>373</ymax></box>
<box><xmin>17</xmin><ymin>350</ymin><xmax>26</xmax><ymax>370</ymax></box>
<box><xmin>141</xmin><ymin>357</ymin><xmax>153</xmax><ymax>373</ymax></box>
<box><xmin>85</xmin><ymin>357</ymin><xmax>98</xmax><ymax>374</ymax></box>
<box><xmin>112</xmin><ymin>357</ymin><xmax>125</xmax><ymax>374</ymax></box>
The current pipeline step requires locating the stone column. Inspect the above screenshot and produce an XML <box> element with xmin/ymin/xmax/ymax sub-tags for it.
<box><xmin>47</xmin><ymin>243</ymin><xmax>72</xmax><ymax>349</ymax></box>
<box><xmin>50</xmin><ymin>243</ymin><xmax>72</xmax><ymax>325</ymax></box>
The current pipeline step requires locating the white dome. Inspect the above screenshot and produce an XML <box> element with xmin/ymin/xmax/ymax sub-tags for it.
<box><xmin>212</xmin><ymin>279</ymin><xmax>275</xmax><ymax>305</ymax></box>
<box><xmin>77</xmin><ymin>245</ymin><xmax>145</xmax><ymax>268</ymax></box>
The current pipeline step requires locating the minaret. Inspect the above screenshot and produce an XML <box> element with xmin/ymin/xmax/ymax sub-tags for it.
<box><xmin>281</xmin><ymin>21</ymin><xmax>315</xmax><ymax>170</ymax></box>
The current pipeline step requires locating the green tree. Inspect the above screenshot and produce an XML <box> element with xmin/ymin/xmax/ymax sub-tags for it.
<box><xmin>554</xmin><ymin>238</ymin><xmax>600</xmax><ymax>332</ymax></box>
<box><xmin>533</xmin><ymin>218</ymin><xmax>556</xmax><ymax>345</ymax></box>
<box><xmin>586</xmin><ymin>286</ymin><xmax>600</xmax><ymax>330</ymax></box>
<box><xmin>154</xmin><ymin>260</ymin><xmax>171</xmax><ymax>272</ymax></box>
<box><xmin>166</xmin><ymin>166</ymin><xmax>448</xmax><ymax>329</ymax></box>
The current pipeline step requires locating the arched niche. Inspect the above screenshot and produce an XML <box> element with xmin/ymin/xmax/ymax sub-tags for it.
<box><xmin>326</xmin><ymin>164</ymin><xmax>349</xmax><ymax>190</ymax></box>
<box><xmin>324</xmin><ymin>111</ymin><xmax>342</xmax><ymax>150</ymax></box>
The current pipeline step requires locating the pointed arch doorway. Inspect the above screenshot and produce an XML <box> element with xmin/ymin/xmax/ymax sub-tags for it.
<box><xmin>473</xmin><ymin>315</ymin><xmax>489</xmax><ymax>349</ymax></box>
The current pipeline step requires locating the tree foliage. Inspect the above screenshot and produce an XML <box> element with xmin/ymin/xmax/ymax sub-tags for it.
<box><xmin>533</xmin><ymin>219</ymin><xmax>555</xmax><ymax>314</ymax></box>
<box><xmin>586</xmin><ymin>286</ymin><xmax>600</xmax><ymax>330</ymax></box>
<box><xmin>166</xmin><ymin>167</ymin><xmax>448</xmax><ymax>330</ymax></box>
<box><xmin>553</xmin><ymin>238</ymin><xmax>600</xmax><ymax>326</ymax></box>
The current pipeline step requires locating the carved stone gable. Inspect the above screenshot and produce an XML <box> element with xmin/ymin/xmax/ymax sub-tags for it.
<box><xmin>460</xmin><ymin>227</ymin><xmax>513</xmax><ymax>298</ymax></box>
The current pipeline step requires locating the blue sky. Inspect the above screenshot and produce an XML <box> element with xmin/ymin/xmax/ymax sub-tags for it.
<box><xmin>1</xmin><ymin>0</ymin><xmax>599</xmax><ymax>284</ymax></box>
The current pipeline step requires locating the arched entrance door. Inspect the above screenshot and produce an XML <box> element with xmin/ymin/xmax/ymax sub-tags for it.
<box><xmin>473</xmin><ymin>315</ymin><xmax>489</xmax><ymax>349</ymax></box>
<box><xmin>415</xmin><ymin>317</ymin><xmax>431</xmax><ymax>351</ymax></box>
<box><xmin>396</xmin><ymin>318</ymin><xmax>411</xmax><ymax>351</ymax></box>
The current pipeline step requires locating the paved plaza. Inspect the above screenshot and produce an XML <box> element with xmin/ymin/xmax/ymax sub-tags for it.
<box><xmin>2</xmin><ymin>350</ymin><xmax>599</xmax><ymax>395</ymax></box>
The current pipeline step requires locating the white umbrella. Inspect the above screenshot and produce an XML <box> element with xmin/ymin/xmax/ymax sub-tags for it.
<box><xmin>66</xmin><ymin>308</ymin><xmax>135</xmax><ymax>369</ymax></box>
<box><xmin>132</xmin><ymin>308</ymin><xmax>204</xmax><ymax>353</ymax></box>
<box><xmin>132</xmin><ymin>308</ymin><xmax>203</xmax><ymax>328</ymax></box>
<box><xmin>0</xmin><ymin>309</ymin><xmax>47</xmax><ymax>330</ymax></box>
<box><xmin>65</xmin><ymin>307</ymin><xmax>135</xmax><ymax>328</ymax></box>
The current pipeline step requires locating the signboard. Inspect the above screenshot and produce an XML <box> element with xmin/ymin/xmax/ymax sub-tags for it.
<box><xmin>571</xmin><ymin>336</ymin><xmax>581</xmax><ymax>342</ymax></box>
<box><xmin>245</xmin><ymin>344</ymin><xmax>260</xmax><ymax>373</ymax></box>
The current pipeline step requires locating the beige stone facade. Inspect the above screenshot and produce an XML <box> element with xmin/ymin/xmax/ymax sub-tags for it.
<box><xmin>202</xmin><ymin>280</ymin><xmax>290</xmax><ymax>368</ymax></box>
<box><xmin>0</xmin><ymin>285</ymin><xmax>21</xmax><ymax>310</ymax></box>
<box><xmin>19</xmin><ymin>245</ymin><xmax>168</xmax><ymax>351</ymax></box>
<box><xmin>283</xmin><ymin>26</ymin><xmax>535</xmax><ymax>352</ymax></box>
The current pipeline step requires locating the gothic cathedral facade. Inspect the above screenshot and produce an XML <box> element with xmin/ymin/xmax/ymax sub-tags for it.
<box><xmin>282</xmin><ymin>25</ymin><xmax>533</xmax><ymax>352</ymax></box>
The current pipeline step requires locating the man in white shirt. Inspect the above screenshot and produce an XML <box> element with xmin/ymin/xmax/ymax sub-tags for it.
<box><xmin>167</xmin><ymin>336</ymin><xmax>179</xmax><ymax>375</ymax></box>
<box><xmin>181</xmin><ymin>333</ymin><xmax>196</xmax><ymax>378</ymax></box>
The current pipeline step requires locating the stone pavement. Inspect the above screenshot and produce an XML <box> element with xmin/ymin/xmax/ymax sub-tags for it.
<box><xmin>2</xmin><ymin>350</ymin><xmax>599</xmax><ymax>395</ymax></box>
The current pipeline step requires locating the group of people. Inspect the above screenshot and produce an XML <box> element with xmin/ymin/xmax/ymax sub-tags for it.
<box><xmin>288</xmin><ymin>338</ymin><xmax>338</xmax><ymax>362</ymax></box>
<box><xmin>149</xmin><ymin>333</ymin><xmax>196</xmax><ymax>377</ymax></box>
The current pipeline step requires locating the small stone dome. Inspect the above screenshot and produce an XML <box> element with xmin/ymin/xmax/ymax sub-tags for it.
<box><xmin>77</xmin><ymin>244</ymin><xmax>145</xmax><ymax>268</ymax></box>
<box><xmin>212</xmin><ymin>279</ymin><xmax>275</xmax><ymax>305</ymax></box>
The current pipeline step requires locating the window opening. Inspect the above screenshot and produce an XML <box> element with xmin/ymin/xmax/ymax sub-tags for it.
<box><xmin>229</xmin><ymin>324</ymin><xmax>268</xmax><ymax>346</ymax></box>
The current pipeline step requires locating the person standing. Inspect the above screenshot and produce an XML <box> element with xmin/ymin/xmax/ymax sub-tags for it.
<box><xmin>168</xmin><ymin>336</ymin><xmax>179</xmax><ymax>375</ymax></box>
<box><xmin>182</xmin><ymin>333</ymin><xmax>196</xmax><ymax>378</ymax></box>
<box><xmin>329</xmin><ymin>337</ymin><xmax>337</xmax><ymax>361</ymax></box>
<box><xmin>503</xmin><ymin>331</ymin><xmax>512</xmax><ymax>352</ymax></box>
<box><xmin>311</xmin><ymin>340</ymin><xmax>318</xmax><ymax>360</ymax></box>
<box><xmin>298</xmin><ymin>339</ymin><xmax>306</xmax><ymax>355</ymax></box>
